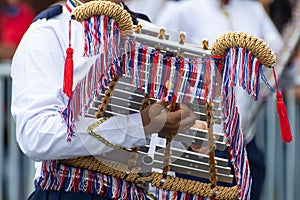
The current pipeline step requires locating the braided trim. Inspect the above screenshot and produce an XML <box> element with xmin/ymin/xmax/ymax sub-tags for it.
<box><xmin>211</xmin><ymin>31</ymin><xmax>275</xmax><ymax>67</ymax></box>
<box><xmin>61</xmin><ymin>156</ymin><xmax>129</xmax><ymax>179</ymax></box>
<box><xmin>72</xmin><ymin>1</ymin><xmax>133</xmax><ymax>32</ymax></box>
<box><xmin>206</xmin><ymin>102</ymin><xmax>218</xmax><ymax>188</ymax></box>
<box><xmin>86</xmin><ymin>116</ymin><xmax>132</xmax><ymax>151</ymax></box>
<box><xmin>60</xmin><ymin>157</ymin><xmax>238</xmax><ymax>199</ymax></box>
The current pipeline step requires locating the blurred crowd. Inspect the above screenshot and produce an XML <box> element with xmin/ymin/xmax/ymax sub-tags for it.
<box><xmin>0</xmin><ymin>0</ymin><xmax>68</xmax><ymax>63</ymax></box>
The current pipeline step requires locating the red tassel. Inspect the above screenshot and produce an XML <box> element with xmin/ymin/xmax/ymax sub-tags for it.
<box><xmin>273</xmin><ymin>68</ymin><xmax>292</xmax><ymax>143</ymax></box>
<box><xmin>63</xmin><ymin>47</ymin><xmax>74</xmax><ymax>98</ymax></box>
<box><xmin>63</xmin><ymin>19</ymin><xmax>74</xmax><ymax>99</ymax></box>
<box><xmin>276</xmin><ymin>92</ymin><xmax>292</xmax><ymax>143</ymax></box>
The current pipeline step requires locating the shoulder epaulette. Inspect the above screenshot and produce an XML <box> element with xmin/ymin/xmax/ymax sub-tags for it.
<box><xmin>134</xmin><ymin>13</ymin><xmax>151</xmax><ymax>23</ymax></box>
<box><xmin>122</xmin><ymin>3</ymin><xmax>152</xmax><ymax>25</ymax></box>
<box><xmin>33</xmin><ymin>5</ymin><xmax>63</xmax><ymax>23</ymax></box>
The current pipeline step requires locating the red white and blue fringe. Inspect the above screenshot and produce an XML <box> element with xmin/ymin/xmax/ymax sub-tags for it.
<box><xmin>61</xmin><ymin>32</ymin><xmax>222</xmax><ymax>142</ymax></box>
<box><xmin>57</xmin><ymin>13</ymin><xmax>268</xmax><ymax>199</ymax></box>
<box><xmin>155</xmin><ymin>188</ymin><xmax>214</xmax><ymax>200</ymax></box>
<box><xmin>127</xmin><ymin>46</ymin><xmax>218</xmax><ymax>103</ymax></box>
<box><xmin>61</xmin><ymin>16</ymin><xmax>122</xmax><ymax>141</ymax></box>
<box><xmin>39</xmin><ymin>160</ymin><xmax>147</xmax><ymax>199</ymax></box>
<box><xmin>213</xmin><ymin>47</ymin><xmax>263</xmax><ymax>200</ymax></box>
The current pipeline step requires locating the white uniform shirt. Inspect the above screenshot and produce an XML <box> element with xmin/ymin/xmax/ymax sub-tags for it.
<box><xmin>127</xmin><ymin>0</ymin><xmax>166</xmax><ymax>22</ymax></box>
<box><xmin>11</xmin><ymin>4</ymin><xmax>148</xmax><ymax>179</ymax></box>
<box><xmin>155</xmin><ymin>0</ymin><xmax>284</xmax><ymax>143</ymax></box>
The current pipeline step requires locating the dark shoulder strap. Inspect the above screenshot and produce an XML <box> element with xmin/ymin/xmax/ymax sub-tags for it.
<box><xmin>33</xmin><ymin>5</ymin><xmax>63</xmax><ymax>23</ymax></box>
<box><xmin>122</xmin><ymin>3</ymin><xmax>152</xmax><ymax>25</ymax></box>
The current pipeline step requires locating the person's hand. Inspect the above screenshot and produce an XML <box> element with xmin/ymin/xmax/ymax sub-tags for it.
<box><xmin>190</xmin><ymin>144</ymin><xmax>210</xmax><ymax>154</ymax></box>
<box><xmin>141</xmin><ymin>101</ymin><xmax>197</xmax><ymax>136</ymax></box>
<box><xmin>189</xmin><ymin>120</ymin><xmax>210</xmax><ymax>154</ymax></box>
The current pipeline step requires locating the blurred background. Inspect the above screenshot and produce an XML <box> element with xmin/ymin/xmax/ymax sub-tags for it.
<box><xmin>1</xmin><ymin>0</ymin><xmax>300</xmax><ymax>199</ymax></box>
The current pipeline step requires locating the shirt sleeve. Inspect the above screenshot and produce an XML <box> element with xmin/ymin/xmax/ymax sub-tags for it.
<box><xmin>11</xmin><ymin>18</ymin><xmax>148</xmax><ymax>162</ymax></box>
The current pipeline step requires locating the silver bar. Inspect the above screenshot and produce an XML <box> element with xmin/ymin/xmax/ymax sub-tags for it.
<box><xmin>174</xmin><ymin>133</ymin><xmax>226</xmax><ymax>151</ymax></box>
<box><xmin>96</xmin><ymin>147</ymin><xmax>233</xmax><ymax>184</ymax></box>
<box><xmin>130</xmin><ymin>32</ymin><xmax>211</xmax><ymax>58</ymax></box>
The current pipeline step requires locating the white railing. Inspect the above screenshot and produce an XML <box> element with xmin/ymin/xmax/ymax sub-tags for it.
<box><xmin>0</xmin><ymin>61</ymin><xmax>35</xmax><ymax>200</ymax></box>
<box><xmin>0</xmin><ymin>60</ymin><xmax>299</xmax><ymax>200</ymax></box>
<box><xmin>246</xmin><ymin>84</ymin><xmax>299</xmax><ymax>200</ymax></box>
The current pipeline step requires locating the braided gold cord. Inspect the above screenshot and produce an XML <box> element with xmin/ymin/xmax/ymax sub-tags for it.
<box><xmin>206</xmin><ymin>102</ymin><xmax>218</xmax><ymax>188</ymax></box>
<box><xmin>60</xmin><ymin>157</ymin><xmax>238</xmax><ymax>199</ymax></box>
<box><xmin>135</xmin><ymin>173</ymin><xmax>154</xmax><ymax>183</ymax></box>
<box><xmin>125</xmin><ymin>167</ymin><xmax>140</xmax><ymax>182</ymax></box>
<box><xmin>86</xmin><ymin>117</ymin><xmax>130</xmax><ymax>151</ymax></box>
<box><xmin>72</xmin><ymin>1</ymin><xmax>133</xmax><ymax>32</ymax></box>
<box><xmin>211</xmin><ymin>31</ymin><xmax>276</xmax><ymax>67</ymax></box>
<box><xmin>151</xmin><ymin>172</ymin><xmax>164</xmax><ymax>188</ymax></box>
<box><xmin>171</xmin><ymin>177</ymin><xmax>184</xmax><ymax>192</ymax></box>
<box><xmin>162</xmin><ymin>102</ymin><xmax>179</xmax><ymax>175</ymax></box>
<box><xmin>215</xmin><ymin>185</ymin><xmax>239</xmax><ymax>200</ymax></box>
<box><xmin>61</xmin><ymin>156</ymin><xmax>126</xmax><ymax>179</ymax></box>
<box><xmin>160</xmin><ymin>175</ymin><xmax>174</xmax><ymax>190</ymax></box>
<box><xmin>177</xmin><ymin>178</ymin><xmax>190</xmax><ymax>193</ymax></box>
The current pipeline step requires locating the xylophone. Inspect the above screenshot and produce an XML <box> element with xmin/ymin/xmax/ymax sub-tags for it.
<box><xmin>56</xmin><ymin>1</ymin><xmax>289</xmax><ymax>199</ymax></box>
